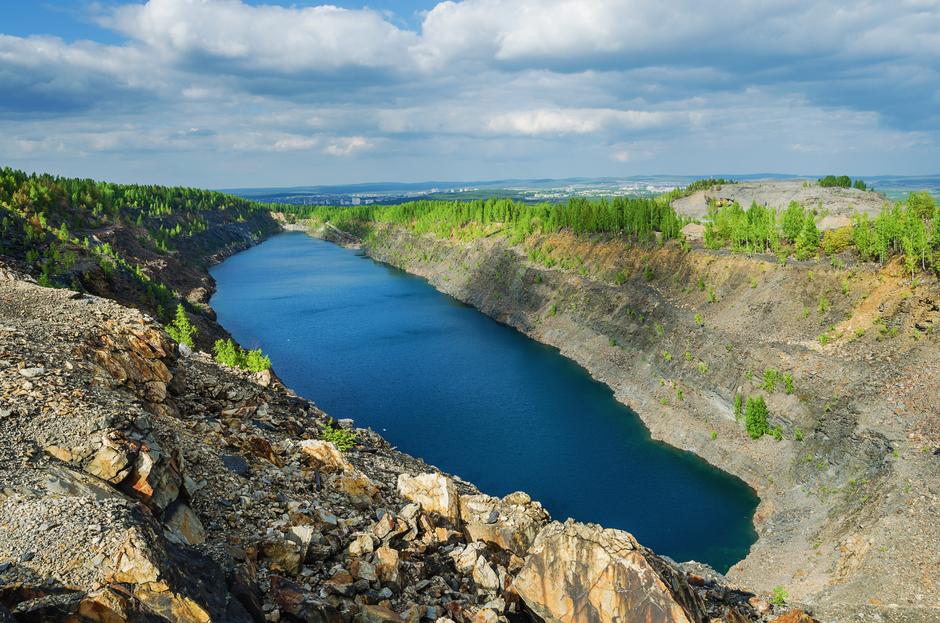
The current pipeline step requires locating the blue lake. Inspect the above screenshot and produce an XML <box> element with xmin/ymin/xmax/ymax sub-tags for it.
<box><xmin>210</xmin><ymin>232</ymin><xmax>758</xmax><ymax>571</ymax></box>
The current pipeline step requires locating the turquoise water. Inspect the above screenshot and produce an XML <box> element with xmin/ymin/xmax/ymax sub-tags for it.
<box><xmin>210</xmin><ymin>232</ymin><xmax>758</xmax><ymax>571</ymax></box>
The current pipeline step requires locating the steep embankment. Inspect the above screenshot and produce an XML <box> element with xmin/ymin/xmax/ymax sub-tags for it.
<box><xmin>316</xmin><ymin>222</ymin><xmax>939</xmax><ymax>622</ymax></box>
<box><xmin>0</xmin><ymin>264</ymin><xmax>790</xmax><ymax>623</ymax></box>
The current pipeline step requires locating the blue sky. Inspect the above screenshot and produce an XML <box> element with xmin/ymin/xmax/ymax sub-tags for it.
<box><xmin>1</xmin><ymin>0</ymin><xmax>939</xmax><ymax>187</ymax></box>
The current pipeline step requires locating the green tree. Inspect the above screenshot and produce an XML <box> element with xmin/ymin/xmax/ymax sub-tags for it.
<box><xmin>745</xmin><ymin>396</ymin><xmax>770</xmax><ymax>439</ymax></box>
<box><xmin>781</xmin><ymin>201</ymin><xmax>805</xmax><ymax>243</ymax></box>
<box><xmin>166</xmin><ymin>304</ymin><xmax>197</xmax><ymax>348</ymax></box>
<box><xmin>907</xmin><ymin>191</ymin><xmax>937</xmax><ymax>221</ymax></box>
<box><xmin>796</xmin><ymin>213</ymin><xmax>820</xmax><ymax>259</ymax></box>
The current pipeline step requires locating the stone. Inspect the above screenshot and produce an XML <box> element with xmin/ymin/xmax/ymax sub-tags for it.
<box><xmin>459</xmin><ymin>492</ymin><xmax>549</xmax><ymax>557</ymax></box>
<box><xmin>769</xmin><ymin>610</ymin><xmax>820</xmax><ymax>623</ymax></box>
<box><xmin>471</xmin><ymin>556</ymin><xmax>500</xmax><ymax>592</ymax></box>
<box><xmin>260</xmin><ymin>539</ymin><xmax>302</xmax><ymax>575</ymax></box>
<box><xmin>222</xmin><ymin>454</ymin><xmax>251</xmax><ymax>477</ymax></box>
<box><xmin>286</xmin><ymin>525</ymin><xmax>316</xmax><ymax>560</ymax></box>
<box><xmin>333</xmin><ymin>470</ymin><xmax>380</xmax><ymax>507</ymax></box>
<box><xmin>85</xmin><ymin>443</ymin><xmax>131</xmax><ymax>483</ymax></box>
<box><xmin>299</xmin><ymin>439</ymin><xmax>352</xmax><ymax>473</ymax></box>
<box><xmin>375</xmin><ymin>545</ymin><xmax>400</xmax><ymax>584</ymax></box>
<box><xmin>325</xmin><ymin>570</ymin><xmax>356</xmax><ymax>597</ymax></box>
<box><xmin>164</xmin><ymin>501</ymin><xmax>207</xmax><ymax>546</ymax></box>
<box><xmin>349</xmin><ymin>533</ymin><xmax>375</xmax><ymax>557</ymax></box>
<box><xmin>396</xmin><ymin>473</ymin><xmax>460</xmax><ymax>526</ymax></box>
<box><xmin>351</xmin><ymin>559</ymin><xmax>378</xmax><ymax>582</ymax></box>
<box><xmin>512</xmin><ymin>520</ymin><xmax>707</xmax><ymax>623</ymax></box>
<box><xmin>356</xmin><ymin>604</ymin><xmax>405</xmax><ymax>623</ymax></box>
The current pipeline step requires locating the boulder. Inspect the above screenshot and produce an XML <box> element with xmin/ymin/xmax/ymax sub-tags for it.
<box><xmin>299</xmin><ymin>440</ymin><xmax>352</xmax><ymax>473</ymax></box>
<box><xmin>356</xmin><ymin>604</ymin><xmax>405</xmax><ymax>623</ymax></box>
<box><xmin>512</xmin><ymin>520</ymin><xmax>707</xmax><ymax>623</ymax></box>
<box><xmin>260</xmin><ymin>539</ymin><xmax>302</xmax><ymax>575</ymax></box>
<box><xmin>333</xmin><ymin>470</ymin><xmax>380</xmax><ymax>507</ymax></box>
<box><xmin>163</xmin><ymin>501</ymin><xmax>207</xmax><ymax>546</ymax></box>
<box><xmin>396</xmin><ymin>473</ymin><xmax>460</xmax><ymax>526</ymax></box>
<box><xmin>375</xmin><ymin>545</ymin><xmax>400</xmax><ymax>584</ymax></box>
<box><xmin>459</xmin><ymin>492</ymin><xmax>549</xmax><ymax>557</ymax></box>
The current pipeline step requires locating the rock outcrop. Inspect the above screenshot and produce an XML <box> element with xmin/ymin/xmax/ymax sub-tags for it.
<box><xmin>513</xmin><ymin>520</ymin><xmax>708</xmax><ymax>623</ymax></box>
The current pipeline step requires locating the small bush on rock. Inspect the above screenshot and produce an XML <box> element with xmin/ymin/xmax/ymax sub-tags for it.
<box><xmin>166</xmin><ymin>304</ymin><xmax>197</xmax><ymax>348</ymax></box>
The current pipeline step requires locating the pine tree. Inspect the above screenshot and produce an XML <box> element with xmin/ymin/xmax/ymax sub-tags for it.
<box><xmin>796</xmin><ymin>213</ymin><xmax>820</xmax><ymax>259</ymax></box>
<box><xmin>166</xmin><ymin>304</ymin><xmax>197</xmax><ymax>348</ymax></box>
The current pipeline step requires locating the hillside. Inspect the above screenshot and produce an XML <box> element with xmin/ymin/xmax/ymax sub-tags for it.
<box><xmin>0</xmin><ymin>168</ymin><xmax>281</xmax><ymax>347</ymax></box>
<box><xmin>0</xmin><ymin>171</ymin><xmax>829</xmax><ymax>623</ymax></box>
<box><xmin>299</xmin><ymin>184</ymin><xmax>940</xmax><ymax>622</ymax></box>
<box><xmin>671</xmin><ymin>180</ymin><xmax>887</xmax><ymax>228</ymax></box>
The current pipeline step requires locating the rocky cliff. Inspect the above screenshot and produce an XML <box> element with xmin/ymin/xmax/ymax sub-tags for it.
<box><xmin>312</xmin><ymin>223</ymin><xmax>939</xmax><ymax>623</ymax></box>
<box><xmin>0</xmin><ymin>264</ymin><xmax>806</xmax><ymax>623</ymax></box>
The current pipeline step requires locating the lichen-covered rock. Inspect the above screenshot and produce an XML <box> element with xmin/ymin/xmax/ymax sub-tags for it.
<box><xmin>513</xmin><ymin>520</ymin><xmax>707</xmax><ymax>623</ymax></box>
<box><xmin>396</xmin><ymin>473</ymin><xmax>461</xmax><ymax>526</ymax></box>
<box><xmin>459</xmin><ymin>491</ymin><xmax>549</xmax><ymax>557</ymax></box>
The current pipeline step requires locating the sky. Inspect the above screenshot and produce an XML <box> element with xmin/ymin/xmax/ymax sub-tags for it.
<box><xmin>1</xmin><ymin>0</ymin><xmax>939</xmax><ymax>188</ymax></box>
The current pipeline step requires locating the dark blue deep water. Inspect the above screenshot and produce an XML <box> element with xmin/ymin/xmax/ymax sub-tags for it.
<box><xmin>210</xmin><ymin>232</ymin><xmax>757</xmax><ymax>571</ymax></box>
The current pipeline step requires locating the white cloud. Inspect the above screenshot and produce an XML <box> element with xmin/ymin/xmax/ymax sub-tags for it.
<box><xmin>486</xmin><ymin>108</ymin><xmax>677</xmax><ymax>136</ymax></box>
<box><xmin>323</xmin><ymin>136</ymin><xmax>374</xmax><ymax>156</ymax></box>
<box><xmin>107</xmin><ymin>0</ymin><xmax>419</xmax><ymax>73</ymax></box>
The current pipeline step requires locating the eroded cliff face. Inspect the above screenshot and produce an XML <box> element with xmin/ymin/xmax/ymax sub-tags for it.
<box><xmin>322</xmin><ymin>224</ymin><xmax>940</xmax><ymax>622</ymax></box>
<box><xmin>0</xmin><ymin>268</ymin><xmax>809</xmax><ymax>623</ymax></box>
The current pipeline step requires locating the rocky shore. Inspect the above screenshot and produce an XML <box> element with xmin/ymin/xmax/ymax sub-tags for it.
<box><xmin>312</xmin><ymin>222</ymin><xmax>939</xmax><ymax>623</ymax></box>
<box><xmin>0</xmin><ymin>265</ymin><xmax>804</xmax><ymax>623</ymax></box>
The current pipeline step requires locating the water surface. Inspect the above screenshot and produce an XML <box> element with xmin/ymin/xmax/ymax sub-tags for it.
<box><xmin>210</xmin><ymin>232</ymin><xmax>757</xmax><ymax>571</ymax></box>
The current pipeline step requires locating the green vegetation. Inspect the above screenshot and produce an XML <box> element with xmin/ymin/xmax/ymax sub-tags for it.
<box><xmin>794</xmin><ymin>427</ymin><xmax>804</xmax><ymax>442</ymax></box>
<box><xmin>166</xmin><ymin>304</ymin><xmax>197</xmax><ymax>348</ymax></box>
<box><xmin>213</xmin><ymin>338</ymin><xmax>272</xmax><ymax>372</ymax></box>
<box><xmin>762</xmin><ymin>368</ymin><xmax>779</xmax><ymax>392</ymax></box>
<box><xmin>734</xmin><ymin>393</ymin><xmax>744</xmax><ymax>421</ymax></box>
<box><xmin>0</xmin><ymin>166</ymin><xmax>274</xmax><ymax>323</ymax></box>
<box><xmin>321</xmin><ymin>423</ymin><xmax>357</xmax><ymax>452</ymax></box>
<box><xmin>784</xmin><ymin>372</ymin><xmax>794</xmax><ymax>394</ymax></box>
<box><xmin>818</xmin><ymin>175</ymin><xmax>866</xmax><ymax>190</ymax></box>
<box><xmin>293</xmin><ymin>194</ymin><xmax>685</xmax><ymax>243</ymax></box>
<box><xmin>770</xmin><ymin>586</ymin><xmax>789</xmax><ymax>607</ymax></box>
<box><xmin>745</xmin><ymin>396</ymin><xmax>770</xmax><ymax>439</ymax></box>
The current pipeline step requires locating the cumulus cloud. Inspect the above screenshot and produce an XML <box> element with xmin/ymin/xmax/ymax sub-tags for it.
<box><xmin>106</xmin><ymin>0</ymin><xmax>419</xmax><ymax>73</ymax></box>
<box><xmin>1</xmin><ymin>0</ymin><xmax>939</xmax><ymax>183</ymax></box>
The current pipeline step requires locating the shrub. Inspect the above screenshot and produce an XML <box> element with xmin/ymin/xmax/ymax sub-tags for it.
<box><xmin>823</xmin><ymin>227</ymin><xmax>853</xmax><ymax>255</ymax></box>
<box><xmin>213</xmin><ymin>338</ymin><xmax>272</xmax><ymax>372</ymax></box>
<box><xmin>784</xmin><ymin>372</ymin><xmax>794</xmax><ymax>394</ymax></box>
<box><xmin>770</xmin><ymin>586</ymin><xmax>788</xmax><ymax>607</ymax></box>
<box><xmin>762</xmin><ymin>368</ymin><xmax>779</xmax><ymax>392</ymax></box>
<box><xmin>166</xmin><ymin>304</ymin><xmax>197</xmax><ymax>348</ymax></box>
<box><xmin>661</xmin><ymin>350</ymin><xmax>672</xmax><ymax>362</ymax></box>
<box><xmin>794</xmin><ymin>427</ymin><xmax>804</xmax><ymax>442</ymax></box>
<box><xmin>615</xmin><ymin>270</ymin><xmax>627</xmax><ymax>285</ymax></box>
<box><xmin>770</xmin><ymin>426</ymin><xmax>783</xmax><ymax>441</ymax></box>
<box><xmin>745</xmin><ymin>396</ymin><xmax>770</xmax><ymax>439</ymax></box>
<box><xmin>817</xmin><ymin>296</ymin><xmax>831</xmax><ymax>315</ymax></box>
<box><xmin>734</xmin><ymin>394</ymin><xmax>743</xmax><ymax>421</ymax></box>
<box><xmin>643</xmin><ymin>265</ymin><xmax>655</xmax><ymax>281</ymax></box>
<box><xmin>321</xmin><ymin>423</ymin><xmax>357</xmax><ymax>452</ymax></box>
<box><xmin>694</xmin><ymin>313</ymin><xmax>703</xmax><ymax>326</ymax></box>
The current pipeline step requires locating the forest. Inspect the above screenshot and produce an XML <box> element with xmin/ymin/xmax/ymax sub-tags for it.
<box><xmin>0</xmin><ymin>166</ymin><xmax>274</xmax><ymax>320</ymax></box>
<box><xmin>282</xmin><ymin>195</ymin><xmax>686</xmax><ymax>245</ymax></box>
